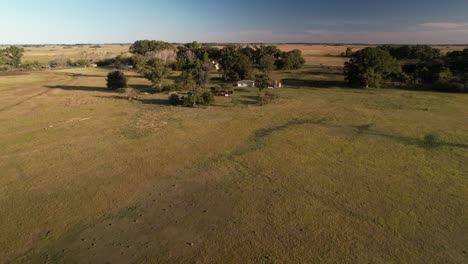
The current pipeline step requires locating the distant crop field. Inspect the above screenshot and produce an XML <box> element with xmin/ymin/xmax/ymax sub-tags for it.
<box><xmin>1</xmin><ymin>45</ymin><xmax>467</xmax><ymax>263</ymax></box>
<box><xmin>22</xmin><ymin>45</ymin><xmax>131</xmax><ymax>64</ymax></box>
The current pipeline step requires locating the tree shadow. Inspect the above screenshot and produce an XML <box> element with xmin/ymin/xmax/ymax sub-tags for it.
<box><xmin>57</xmin><ymin>73</ymin><xmax>104</xmax><ymax>78</ymax></box>
<box><xmin>303</xmin><ymin>70</ymin><xmax>342</xmax><ymax>76</ymax></box>
<box><xmin>282</xmin><ymin>78</ymin><xmax>347</xmax><ymax>89</ymax></box>
<box><xmin>366</xmin><ymin>130</ymin><xmax>468</xmax><ymax>149</ymax></box>
<box><xmin>95</xmin><ymin>95</ymin><xmax>170</xmax><ymax>106</ymax></box>
<box><xmin>129</xmin><ymin>84</ymin><xmax>153</xmax><ymax>92</ymax></box>
<box><xmin>46</xmin><ymin>85</ymin><xmax>114</xmax><ymax>93</ymax></box>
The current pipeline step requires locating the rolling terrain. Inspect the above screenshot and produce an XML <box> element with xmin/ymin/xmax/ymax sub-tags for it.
<box><xmin>1</xmin><ymin>45</ymin><xmax>467</xmax><ymax>263</ymax></box>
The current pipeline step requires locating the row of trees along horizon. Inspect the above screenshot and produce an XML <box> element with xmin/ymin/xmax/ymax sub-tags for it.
<box><xmin>1</xmin><ymin>41</ymin><xmax>467</xmax><ymax>95</ymax></box>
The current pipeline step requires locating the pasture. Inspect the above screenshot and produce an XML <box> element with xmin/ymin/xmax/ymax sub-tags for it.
<box><xmin>1</xmin><ymin>45</ymin><xmax>467</xmax><ymax>263</ymax></box>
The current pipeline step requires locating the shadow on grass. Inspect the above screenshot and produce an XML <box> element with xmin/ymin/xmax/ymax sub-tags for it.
<box><xmin>365</xmin><ymin>130</ymin><xmax>468</xmax><ymax>149</ymax></box>
<box><xmin>254</xmin><ymin>118</ymin><xmax>468</xmax><ymax>150</ymax></box>
<box><xmin>304</xmin><ymin>70</ymin><xmax>343</xmax><ymax>76</ymax></box>
<box><xmin>352</xmin><ymin>123</ymin><xmax>468</xmax><ymax>149</ymax></box>
<box><xmin>95</xmin><ymin>95</ymin><xmax>170</xmax><ymax>106</ymax></box>
<box><xmin>46</xmin><ymin>85</ymin><xmax>114</xmax><ymax>93</ymax></box>
<box><xmin>129</xmin><ymin>84</ymin><xmax>153</xmax><ymax>92</ymax></box>
<box><xmin>61</xmin><ymin>73</ymin><xmax>104</xmax><ymax>78</ymax></box>
<box><xmin>282</xmin><ymin>78</ymin><xmax>347</xmax><ymax>89</ymax></box>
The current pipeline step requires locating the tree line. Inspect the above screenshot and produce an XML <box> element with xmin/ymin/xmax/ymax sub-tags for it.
<box><xmin>344</xmin><ymin>45</ymin><xmax>468</xmax><ymax>92</ymax></box>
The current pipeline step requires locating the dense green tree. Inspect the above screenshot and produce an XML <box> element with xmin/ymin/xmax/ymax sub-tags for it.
<box><xmin>175</xmin><ymin>46</ymin><xmax>196</xmax><ymax>70</ymax></box>
<box><xmin>106</xmin><ymin>71</ymin><xmax>127</xmax><ymax>89</ymax></box>
<box><xmin>344</xmin><ymin>47</ymin><xmax>401</xmax><ymax>88</ymax></box>
<box><xmin>379</xmin><ymin>45</ymin><xmax>441</xmax><ymax>60</ymax></box>
<box><xmin>442</xmin><ymin>49</ymin><xmax>468</xmax><ymax>90</ymax></box>
<box><xmin>139</xmin><ymin>58</ymin><xmax>171</xmax><ymax>90</ymax></box>
<box><xmin>259</xmin><ymin>54</ymin><xmax>276</xmax><ymax>73</ymax></box>
<box><xmin>219</xmin><ymin>45</ymin><xmax>254</xmax><ymax>81</ymax></box>
<box><xmin>129</xmin><ymin>40</ymin><xmax>173</xmax><ymax>55</ymax></box>
<box><xmin>131</xmin><ymin>54</ymin><xmax>147</xmax><ymax>71</ymax></box>
<box><xmin>254</xmin><ymin>45</ymin><xmax>282</xmax><ymax>63</ymax></box>
<box><xmin>176</xmin><ymin>68</ymin><xmax>197</xmax><ymax>90</ymax></box>
<box><xmin>277</xmin><ymin>49</ymin><xmax>305</xmax><ymax>70</ymax></box>
<box><xmin>255</xmin><ymin>74</ymin><xmax>271</xmax><ymax>91</ymax></box>
<box><xmin>176</xmin><ymin>63</ymin><xmax>210</xmax><ymax>90</ymax></box>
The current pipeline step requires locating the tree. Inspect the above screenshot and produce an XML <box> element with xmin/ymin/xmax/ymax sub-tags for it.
<box><xmin>254</xmin><ymin>45</ymin><xmax>282</xmax><ymax>63</ymax></box>
<box><xmin>176</xmin><ymin>68</ymin><xmax>197</xmax><ymax>90</ymax></box>
<box><xmin>345</xmin><ymin>47</ymin><xmax>353</xmax><ymax>57</ymax></box>
<box><xmin>277</xmin><ymin>49</ymin><xmax>305</xmax><ymax>70</ymax></box>
<box><xmin>255</xmin><ymin>74</ymin><xmax>270</xmax><ymax>91</ymax></box>
<box><xmin>259</xmin><ymin>54</ymin><xmax>276</xmax><ymax>73</ymax></box>
<box><xmin>129</xmin><ymin>40</ymin><xmax>173</xmax><ymax>55</ymax></box>
<box><xmin>0</xmin><ymin>46</ymin><xmax>25</xmax><ymax>68</ymax></box>
<box><xmin>446</xmin><ymin>49</ymin><xmax>468</xmax><ymax>88</ymax></box>
<box><xmin>344</xmin><ymin>47</ymin><xmax>401</xmax><ymax>88</ymax></box>
<box><xmin>106</xmin><ymin>71</ymin><xmax>127</xmax><ymax>89</ymax></box>
<box><xmin>131</xmin><ymin>54</ymin><xmax>147</xmax><ymax>71</ymax></box>
<box><xmin>139</xmin><ymin>58</ymin><xmax>170</xmax><ymax>90</ymax></box>
<box><xmin>175</xmin><ymin>62</ymin><xmax>210</xmax><ymax>90</ymax></box>
<box><xmin>219</xmin><ymin>45</ymin><xmax>254</xmax><ymax>81</ymax></box>
<box><xmin>379</xmin><ymin>45</ymin><xmax>441</xmax><ymax>60</ymax></box>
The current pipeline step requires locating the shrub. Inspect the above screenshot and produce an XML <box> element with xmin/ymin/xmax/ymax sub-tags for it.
<box><xmin>168</xmin><ymin>94</ymin><xmax>182</xmax><ymax>105</ymax></box>
<box><xmin>96</xmin><ymin>58</ymin><xmax>115</xmax><ymax>67</ymax></box>
<box><xmin>106</xmin><ymin>71</ymin><xmax>127</xmax><ymax>89</ymax></box>
<box><xmin>201</xmin><ymin>91</ymin><xmax>215</xmax><ymax>105</ymax></box>
<box><xmin>422</xmin><ymin>133</ymin><xmax>440</xmax><ymax>147</ymax></box>
<box><xmin>76</xmin><ymin>59</ymin><xmax>89</xmax><ymax>67</ymax></box>
<box><xmin>182</xmin><ymin>88</ymin><xmax>215</xmax><ymax>107</ymax></box>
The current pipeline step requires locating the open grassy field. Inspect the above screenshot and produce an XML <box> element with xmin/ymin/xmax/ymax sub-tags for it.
<box><xmin>1</xmin><ymin>45</ymin><xmax>467</xmax><ymax>263</ymax></box>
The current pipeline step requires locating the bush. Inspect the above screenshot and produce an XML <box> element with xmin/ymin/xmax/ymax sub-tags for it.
<box><xmin>201</xmin><ymin>91</ymin><xmax>215</xmax><ymax>105</ymax></box>
<box><xmin>76</xmin><ymin>59</ymin><xmax>89</xmax><ymax>67</ymax></box>
<box><xmin>106</xmin><ymin>71</ymin><xmax>127</xmax><ymax>89</ymax></box>
<box><xmin>182</xmin><ymin>88</ymin><xmax>215</xmax><ymax>107</ymax></box>
<box><xmin>168</xmin><ymin>94</ymin><xmax>182</xmax><ymax>105</ymax></box>
<box><xmin>422</xmin><ymin>133</ymin><xmax>440</xmax><ymax>147</ymax></box>
<box><xmin>96</xmin><ymin>58</ymin><xmax>115</xmax><ymax>67</ymax></box>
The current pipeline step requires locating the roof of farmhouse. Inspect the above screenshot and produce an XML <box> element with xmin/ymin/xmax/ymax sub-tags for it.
<box><xmin>237</xmin><ymin>80</ymin><xmax>255</xmax><ymax>84</ymax></box>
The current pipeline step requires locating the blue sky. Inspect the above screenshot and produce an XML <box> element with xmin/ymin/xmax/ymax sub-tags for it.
<box><xmin>1</xmin><ymin>0</ymin><xmax>467</xmax><ymax>44</ymax></box>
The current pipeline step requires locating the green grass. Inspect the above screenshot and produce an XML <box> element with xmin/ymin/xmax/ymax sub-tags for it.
<box><xmin>1</xmin><ymin>51</ymin><xmax>467</xmax><ymax>263</ymax></box>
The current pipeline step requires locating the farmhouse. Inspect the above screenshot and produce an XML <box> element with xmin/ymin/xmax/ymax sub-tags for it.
<box><xmin>237</xmin><ymin>80</ymin><xmax>255</xmax><ymax>87</ymax></box>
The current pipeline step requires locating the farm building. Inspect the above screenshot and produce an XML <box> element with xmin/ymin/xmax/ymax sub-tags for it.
<box><xmin>268</xmin><ymin>80</ymin><xmax>282</xmax><ymax>89</ymax></box>
<box><xmin>202</xmin><ymin>61</ymin><xmax>221</xmax><ymax>71</ymax></box>
<box><xmin>237</xmin><ymin>80</ymin><xmax>255</xmax><ymax>87</ymax></box>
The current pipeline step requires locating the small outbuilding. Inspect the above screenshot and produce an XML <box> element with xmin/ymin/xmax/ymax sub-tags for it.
<box><xmin>237</xmin><ymin>80</ymin><xmax>256</xmax><ymax>87</ymax></box>
<box><xmin>268</xmin><ymin>80</ymin><xmax>282</xmax><ymax>89</ymax></box>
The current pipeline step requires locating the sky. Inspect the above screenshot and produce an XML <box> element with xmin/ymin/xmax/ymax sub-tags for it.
<box><xmin>1</xmin><ymin>0</ymin><xmax>468</xmax><ymax>44</ymax></box>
